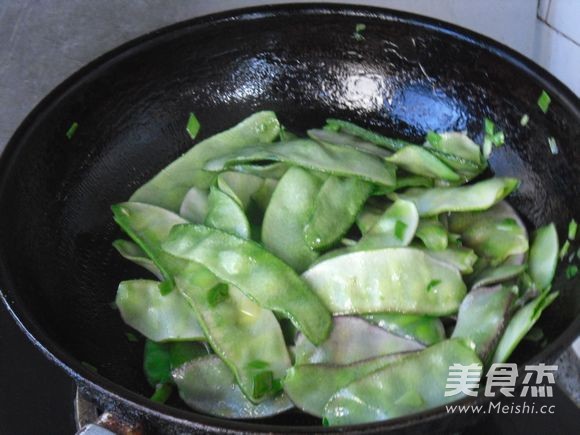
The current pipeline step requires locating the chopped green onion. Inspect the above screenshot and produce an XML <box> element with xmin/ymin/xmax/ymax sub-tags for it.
<box><xmin>322</xmin><ymin>417</ymin><xmax>330</xmax><ymax>427</ymax></box>
<box><xmin>353</xmin><ymin>23</ymin><xmax>366</xmax><ymax>41</ymax></box>
<box><xmin>568</xmin><ymin>219</ymin><xmax>577</xmax><ymax>240</ymax></box>
<box><xmin>247</xmin><ymin>360</ymin><xmax>270</xmax><ymax>370</ymax></box>
<box><xmin>559</xmin><ymin>240</ymin><xmax>570</xmax><ymax>260</ymax></box>
<box><xmin>484</xmin><ymin>118</ymin><xmax>495</xmax><ymax>136</ymax></box>
<box><xmin>252</xmin><ymin>370</ymin><xmax>274</xmax><ymax>399</ymax></box>
<box><xmin>520</xmin><ymin>114</ymin><xmax>529</xmax><ymax>126</ymax></box>
<box><xmin>537</xmin><ymin>90</ymin><xmax>551</xmax><ymax>114</ymax></box>
<box><xmin>547</xmin><ymin>137</ymin><xmax>559</xmax><ymax>155</ymax></box>
<box><xmin>566</xmin><ymin>264</ymin><xmax>578</xmax><ymax>279</ymax></box>
<box><xmin>125</xmin><ymin>332</ymin><xmax>139</xmax><ymax>343</ymax></box>
<box><xmin>394</xmin><ymin>220</ymin><xmax>408</xmax><ymax>241</ymax></box>
<box><xmin>323</xmin><ymin>122</ymin><xmax>340</xmax><ymax>132</ymax></box>
<box><xmin>159</xmin><ymin>279</ymin><xmax>173</xmax><ymax>295</ymax></box>
<box><xmin>492</xmin><ymin>131</ymin><xmax>505</xmax><ymax>146</ymax></box>
<box><xmin>186</xmin><ymin>113</ymin><xmax>201</xmax><ymax>140</ymax></box>
<box><xmin>426</xmin><ymin>279</ymin><xmax>441</xmax><ymax>292</ymax></box>
<box><xmin>426</xmin><ymin>131</ymin><xmax>442</xmax><ymax>147</ymax></box>
<box><xmin>150</xmin><ymin>383</ymin><xmax>173</xmax><ymax>403</ymax></box>
<box><xmin>66</xmin><ymin>122</ymin><xmax>78</xmax><ymax>140</ymax></box>
<box><xmin>207</xmin><ymin>283</ymin><xmax>229</xmax><ymax>307</ymax></box>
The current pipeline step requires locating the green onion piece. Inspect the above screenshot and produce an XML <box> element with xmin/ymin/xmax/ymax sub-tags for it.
<box><xmin>394</xmin><ymin>220</ymin><xmax>408</xmax><ymax>241</ymax></box>
<box><xmin>547</xmin><ymin>137</ymin><xmax>559</xmax><ymax>155</ymax></box>
<box><xmin>559</xmin><ymin>240</ymin><xmax>570</xmax><ymax>260</ymax></box>
<box><xmin>207</xmin><ymin>283</ymin><xmax>229</xmax><ymax>307</ymax></box>
<box><xmin>484</xmin><ymin>118</ymin><xmax>495</xmax><ymax>136</ymax></box>
<box><xmin>537</xmin><ymin>90</ymin><xmax>551</xmax><ymax>114</ymax></box>
<box><xmin>355</xmin><ymin>23</ymin><xmax>366</xmax><ymax>33</ymax></box>
<box><xmin>492</xmin><ymin>131</ymin><xmax>505</xmax><ymax>146</ymax></box>
<box><xmin>125</xmin><ymin>332</ymin><xmax>139</xmax><ymax>343</ymax></box>
<box><xmin>426</xmin><ymin>131</ymin><xmax>442</xmax><ymax>147</ymax></box>
<box><xmin>568</xmin><ymin>219</ymin><xmax>577</xmax><ymax>240</ymax></box>
<box><xmin>520</xmin><ymin>114</ymin><xmax>529</xmax><ymax>126</ymax></box>
<box><xmin>66</xmin><ymin>122</ymin><xmax>79</xmax><ymax>139</ymax></box>
<box><xmin>150</xmin><ymin>383</ymin><xmax>173</xmax><ymax>403</ymax></box>
<box><xmin>566</xmin><ymin>265</ymin><xmax>578</xmax><ymax>279</ymax></box>
<box><xmin>426</xmin><ymin>279</ymin><xmax>441</xmax><ymax>292</ymax></box>
<box><xmin>247</xmin><ymin>360</ymin><xmax>270</xmax><ymax>370</ymax></box>
<box><xmin>322</xmin><ymin>417</ymin><xmax>330</xmax><ymax>427</ymax></box>
<box><xmin>186</xmin><ymin>112</ymin><xmax>201</xmax><ymax>140</ymax></box>
<box><xmin>158</xmin><ymin>279</ymin><xmax>174</xmax><ymax>295</ymax></box>
<box><xmin>252</xmin><ymin>370</ymin><xmax>274</xmax><ymax>399</ymax></box>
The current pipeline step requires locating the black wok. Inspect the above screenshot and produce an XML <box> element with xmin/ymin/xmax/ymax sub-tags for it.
<box><xmin>0</xmin><ymin>4</ymin><xmax>578</xmax><ymax>434</ymax></box>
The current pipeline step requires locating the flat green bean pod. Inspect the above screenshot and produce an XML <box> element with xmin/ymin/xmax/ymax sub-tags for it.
<box><xmin>325</xmin><ymin>118</ymin><xmax>411</xmax><ymax>151</ymax></box>
<box><xmin>452</xmin><ymin>285</ymin><xmax>516</xmax><ymax>363</ymax></box>
<box><xmin>179</xmin><ymin>187</ymin><xmax>208</xmax><ymax>223</ymax></box>
<box><xmin>426</xmin><ymin>132</ymin><xmax>482</xmax><ymax>165</ymax></box>
<box><xmin>116</xmin><ymin>280</ymin><xmax>205</xmax><ymax>342</ymax></box>
<box><xmin>393</xmin><ymin>177</ymin><xmax>519</xmax><ymax>216</ymax></box>
<box><xmin>302</xmin><ymin>248</ymin><xmax>466</xmax><ymax>316</ymax></box>
<box><xmin>364</xmin><ymin>313</ymin><xmax>446</xmax><ymax>346</ymax></box>
<box><xmin>423</xmin><ymin>246</ymin><xmax>478</xmax><ymax>274</ymax></box>
<box><xmin>131</xmin><ymin>111</ymin><xmax>280</xmax><ymax>211</ymax></box>
<box><xmin>261</xmin><ymin>167</ymin><xmax>322</xmax><ymax>271</ymax></box>
<box><xmin>112</xmin><ymin>239</ymin><xmax>162</xmax><ymax>279</ymax></box>
<box><xmin>283</xmin><ymin>353</ymin><xmax>405</xmax><ymax>417</ymax></box>
<box><xmin>528</xmin><ymin>223</ymin><xmax>559</xmax><ymax>291</ymax></box>
<box><xmin>304</xmin><ymin>176</ymin><xmax>373</xmax><ymax>250</ymax></box>
<box><xmin>470</xmin><ymin>264</ymin><xmax>527</xmax><ymax>289</ymax></box>
<box><xmin>162</xmin><ymin>224</ymin><xmax>332</xmax><ymax>345</ymax></box>
<box><xmin>415</xmin><ymin>219</ymin><xmax>448</xmax><ymax>251</ymax></box>
<box><xmin>204</xmin><ymin>139</ymin><xmax>397</xmax><ymax>188</ymax></box>
<box><xmin>173</xmin><ymin>355</ymin><xmax>293</xmax><ymax>418</ymax></box>
<box><xmin>216</xmin><ymin>172</ymin><xmax>264</xmax><ymax>209</ymax></box>
<box><xmin>322</xmin><ymin>339</ymin><xmax>481</xmax><ymax>425</ymax></box>
<box><xmin>357</xmin><ymin>199</ymin><xmax>419</xmax><ymax>249</ymax></box>
<box><xmin>204</xmin><ymin>186</ymin><xmax>251</xmax><ymax>239</ymax></box>
<box><xmin>294</xmin><ymin>316</ymin><xmax>423</xmax><ymax>365</ymax></box>
<box><xmin>386</xmin><ymin>145</ymin><xmax>460</xmax><ymax>181</ymax></box>
<box><xmin>307</xmin><ymin>128</ymin><xmax>391</xmax><ymax>158</ymax></box>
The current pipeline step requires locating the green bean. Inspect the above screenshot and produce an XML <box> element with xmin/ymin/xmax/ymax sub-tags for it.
<box><xmin>364</xmin><ymin>313</ymin><xmax>445</xmax><ymax>346</ymax></box>
<box><xmin>425</xmin><ymin>132</ymin><xmax>482</xmax><ymax>165</ymax></box>
<box><xmin>325</xmin><ymin>118</ymin><xmax>411</xmax><ymax>151</ymax></box>
<box><xmin>227</xmin><ymin>162</ymin><xmax>289</xmax><ymax>179</ymax></box>
<box><xmin>204</xmin><ymin>139</ymin><xmax>397</xmax><ymax>188</ymax></box>
<box><xmin>470</xmin><ymin>264</ymin><xmax>527</xmax><ymax>289</ymax></box>
<box><xmin>357</xmin><ymin>199</ymin><xmax>419</xmax><ymax>249</ymax></box>
<box><xmin>112</xmin><ymin>239</ymin><xmax>162</xmax><ymax>279</ymax></box>
<box><xmin>252</xmin><ymin>178</ymin><xmax>278</xmax><ymax>211</ymax></box>
<box><xmin>421</xmin><ymin>245</ymin><xmax>478</xmax><ymax>274</ymax></box>
<box><xmin>131</xmin><ymin>111</ymin><xmax>280</xmax><ymax>211</ymax></box>
<box><xmin>528</xmin><ymin>223</ymin><xmax>559</xmax><ymax>290</ymax></box>
<box><xmin>452</xmin><ymin>285</ymin><xmax>516</xmax><ymax>363</ymax></box>
<box><xmin>356</xmin><ymin>203</ymin><xmax>385</xmax><ymax>234</ymax></box>
<box><xmin>307</xmin><ymin>128</ymin><xmax>391</xmax><ymax>158</ymax></box>
<box><xmin>415</xmin><ymin>219</ymin><xmax>448</xmax><ymax>251</ymax></box>
<box><xmin>322</xmin><ymin>339</ymin><xmax>481</xmax><ymax>425</ymax></box>
<box><xmin>294</xmin><ymin>317</ymin><xmax>423</xmax><ymax>365</ymax></box>
<box><xmin>204</xmin><ymin>186</ymin><xmax>251</xmax><ymax>239</ymax></box>
<box><xmin>492</xmin><ymin>290</ymin><xmax>558</xmax><ymax>363</ymax></box>
<box><xmin>302</xmin><ymin>248</ymin><xmax>466</xmax><ymax>316</ymax></box>
<box><xmin>116</xmin><ymin>280</ymin><xmax>205</xmax><ymax>342</ymax></box>
<box><xmin>173</xmin><ymin>355</ymin><xmax>293</xmax><ymax>418</ymax></box>
<box><xmin>216</xmin><ymin>172</ymin><xmax>263</xmax><ymax>209</ymax></box>
<box><xmin>386</xmin><ymin>145</ymin><xmax>460</xmax><ymax>181</ymax></box>
<box><xmin>261</xmin><ymin>167</ymin><xmax>322</xmax><ymax>271</ymax></box>
<box><xmin>304</xmin><ymin>176</ymin><xmax>373</xmax><ymax>250</ymax></box>
<box><xmin>393</xmin><ymin>177</ymin><xmax>519</xmax><ymax>216</ymax></box>
<box><xmin>447</xmin><ymin>201</ymin><xmax>525</xmax><ymax>234</ymax></box>
<box><xmin>162</xmin><ymin>224</ymin><xmax>332</xmax><ymax>345</ymax></box>
<box><xmin>427</xmin><ymin>148</ymin><xmax>484</xmax><ymax>180</ymax></box>
<box><xmin>284</xmin><ymin>353</ymin><xmax>404</xmax><ymax>417</ymax></box>
<box><xmin>179</xmin><ymin>187</ymin><xmax>208</xmax><ymax>224</ymax></box>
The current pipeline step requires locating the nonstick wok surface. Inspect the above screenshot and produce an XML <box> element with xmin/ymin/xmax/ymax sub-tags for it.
<box><xmin>0</xmin><ymin>4</ymin><xmax>578</xmax><ymax>433</ymax></box>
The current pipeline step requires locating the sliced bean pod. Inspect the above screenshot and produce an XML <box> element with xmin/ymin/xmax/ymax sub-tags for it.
<box><xmin>228</xmin><ymin>162</ymin><xmax>288</xmax><ymax>179</ymax></box>
<box><xmin>304</xmin><ymin>176</ymin><xmax>372</xmax><ymax>250</ymax></box>
<box><xmin>284</xmin><ymin>353</ymin><xmax>404</xmax><ymax>417</ymax></box>
<box><xmin>528</xmin><ymin>223</ymin><xmax>559</xmax><ymax>291</ymax></box>
<box><xmin>325</xmin><ymin>118</ymin><xmax>411</xmax><ymax>151</ymax></box>
<box><xmin>251</xmin><ymin>178</ymin><xmax>278</xmax><ymax>211</ymax></box>
<box><xmin>322</xmin><ymin>339</ymin><xmax>481</xmax><ymax>425</ymax></box>
<box><xmin>294</xmin><ymin>316</ymin><xmax>423</xmax><ymax>365</ymax></box>
<box><xmin>415</xmin><ymin>219</ymin><xmax>448</xmax><ymax>251</ymax></box>
<box><xmin>112</xmin><ymin>239</ymin><xmax>162</xmax><ymax>279</ymax></box>
<box><xmin>470</xmin><ymin>264</ymin><xmax>527</xmax><ymax>289</ymax></box>
<box><xmin>131</xmin><ymin>111</ymin><xmax>280</xmax><ymax>211</ymax></box>
<box><xmin>261</xmin><ymin>167</ymin><xmax>322</xmax><ymax>271</ymax></box>
<box><xmin>179</xmin><ymin>187</ymin><xmax>209</xmax><ymax>224</ymax></box>
<box><xmin>116</xmin><ymin>280</ymin><xmax>205</xmax><ymax>342</ymax></box>
<box><xmin>421</xmin><ymin>245</ymin><xmax>478</xmax><ymax>274</ymax></box>
<box><xmin>452</xmin><ymin>285</ymin><xmax>517</xmax><ymax>363</ymax></box>
<box><xmin>356</xmin><ymin>204</ymin><xmax>385</xmax><ymax>234</ymax></box>
<box><xmin>426</xmin><ymin>132</ymin><xmax>482</xmax><ymax>165</ymax></box>
<box><xmin>217</xmin><ymin>172</ymin><xmax>263</xmax><ymax>209</ymax></box>
<box><xmin>386</xmin><ymin>145</ymin><xmax>460</xmax><ymax>181</ymax></box>
<box><xmin>173</xmin><ymin>355</ymin><xmax>293</xmax><ymax>418</ymax></box>
<box><xmin>308</xmin><ymin>128</ymin><xmax>391</xmax><ymax>158</ymax></box>
<box><xmin>364</xmin><ymin>313</ymin><xmax>445</xmax><ymax>346</ymax></box>
<box><xmin>204</xmin><ymin>186</ymin><xmax>251</xmax><ymax>239</ymax></box>
<box><xmin>302</xmin><ymin>248</ymin><xmax>466</xmax><ymax>316</ymax></box>
<box><xmin>492</xmin><ymin>290</ymin><xmax>558</xmax><ymax>363</ymax></box>
<box><xmin>392</xmin><ymin>177</ymin><xmax>519</xmax><ymax>216</ymax></box>
<box><xmin>204</xmin><ymin>139</ymin><xmax>397</xmax><ymax>188</ymax></box>
<box><xmin>357</xmin><ymin>199</ymin><xmax>419</xmax><ymax>249</ymax></box>
<box><xmin>162</xmin><ymin>224</ymin><xmax>332</xmax><ymax>345</ymax></box>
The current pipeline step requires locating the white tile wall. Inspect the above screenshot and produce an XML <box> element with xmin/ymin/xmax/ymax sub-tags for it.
<box><xmin>545</xmin><ymin>0</ymin><xmax>580</xmax><ymax>44</ymax></box>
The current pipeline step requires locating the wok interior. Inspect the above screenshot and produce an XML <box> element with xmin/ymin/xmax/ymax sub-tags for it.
<box><xmin>0</xmin><ymin>8</ymin><xmax>579</xmax><ymax>425</ymax></box>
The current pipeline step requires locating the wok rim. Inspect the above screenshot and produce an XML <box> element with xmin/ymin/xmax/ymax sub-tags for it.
<box><xmin>0</xmin><ymin>3</ymin><xmax>579</xmax><ymax>432</ymax></box>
